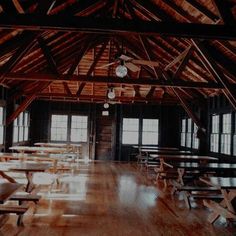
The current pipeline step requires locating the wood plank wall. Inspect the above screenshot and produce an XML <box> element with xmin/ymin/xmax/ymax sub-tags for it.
<box><xmin>30</xmin><ymin>101</ymin><xmax>180</xmax><ymax>161</ymax></box>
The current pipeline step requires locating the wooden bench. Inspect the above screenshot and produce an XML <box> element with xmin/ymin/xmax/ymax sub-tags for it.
<box><xmin>0</xmin><ymin>205</ymin><xmax>29</xmax><ymax>226</ymax></box>
<box><xmin>177</xmin><ymin>186</ymin><xmax>222</xmax><ymax>209</ymax></box>
<box><xmin>10</xmin><ymin>194</ymin><xmax>41</xmax><ymax>205</ymax></box>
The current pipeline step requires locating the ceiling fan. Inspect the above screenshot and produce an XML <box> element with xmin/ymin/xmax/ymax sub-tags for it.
<box><xmin>97</xmin><ymin>54</ymin><xmax>159</xmax><ymax>77</ymax></box>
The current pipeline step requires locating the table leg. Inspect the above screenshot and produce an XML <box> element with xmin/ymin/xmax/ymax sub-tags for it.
<box><xmin>25</xmin><ymin>171</ymin><xmax>33</xmax><ymax>192</ymax></box>
<box><xmin>0</xmin><ymin>171</ymin><xmax>17</xmax><ymax>183</ymax></box>
<box><xmin>205</xmin><ymin>190</ymin><xmax>236</xmax><ymax>224</ymax></box>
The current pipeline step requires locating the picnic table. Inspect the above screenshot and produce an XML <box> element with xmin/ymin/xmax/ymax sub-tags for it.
<box><xmin>200</xmin><ymin>177</ymin><xmax>236</xmax><ymax>224</ymax></box>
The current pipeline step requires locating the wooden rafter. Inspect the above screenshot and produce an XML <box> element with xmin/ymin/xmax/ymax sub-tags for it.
<box><xmin>37</xmin><ymin>36</ymin><xmax>73</xmax><ymax>96</ymax></box>
<box><xmin>172</xmin><ymin>46</ymin><xmax>193</xmax><ymax>80</ymax></box>
<box><xmin>0</xmin><ymin>14</ymin><xmax>235</xmax><ymax>40</ymax></box>
<box><xmin>76</xmin><ymin>39</ymin><xmax>109</xmax><ymax>96</ymax></box>
<box><xmin>212</xmin><ymin>0</ymin><xmax>235</xmax><ymax>25</ymax></box>
<box><xmin>163</xmin><ymin>72</ymin><xmax>204</xmax><ymax>130</ymax></box>
<box><xmin>192</xmin><ymin>40</ymin><xmax>236</xmax><ymax>110</ymax></box>
<box><xmin>185</xmin><ymin>0</ymin><xmax>219</xmax><ymax>22</ymax></box>
<box><xmin>0</xmin><ymin>32</ymin><xmax>38</xmax><ymax>84</ymax></box>
<box><xmin>164</xmin><ymin>46</ymin><xmax>192</xmax><ymax>71</ymax></box>
<box><xmin>139</xmin><ymin>36</ymin><xmax>160</xmax><ymax>99</ymax></box>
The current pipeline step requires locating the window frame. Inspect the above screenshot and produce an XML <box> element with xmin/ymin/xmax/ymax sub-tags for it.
<box><xmin>13</xmin><ymin>111</ymin><xmax>30</xmax><ymax>144</ymax></box>
<box><xmin>210</xmin><ymin>114</ymin><xmax>220</xmax><ymax>153</ymax></box>
<box><xmin>50</xmin><ymin>113</ymin><xmax>89</xmax><ymax>143</ymax></box>
<box><xmin>122</xmin><ymin>118</ymin><xmax>139</xmax><ymax>145</ymax></box>
<box><xmin>220</xmin><ymin>113</ymin><xmax>231</xmax><ymax>155</ymax></box>
<box><xmin>141</xmin><ymin>118</ymin><xmax>159</xmax><ymax>145</ymax></box>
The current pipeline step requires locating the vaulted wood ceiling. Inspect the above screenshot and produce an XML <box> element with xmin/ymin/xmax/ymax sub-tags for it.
<box><xmin>0</xmin><ymin>0</ymin><xmax>236</xmax><ymax>124</ymax></box>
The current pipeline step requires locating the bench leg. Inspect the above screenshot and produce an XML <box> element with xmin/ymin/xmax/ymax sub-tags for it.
<box><xmin>17</xmin><ymin>214</ymin><xmax>23</xmax><ymax>226</ymax></box>
<box><xmin>183</xmin><ymin>191</ymin><xmax>191</xmax><ymax>209</ymax></box>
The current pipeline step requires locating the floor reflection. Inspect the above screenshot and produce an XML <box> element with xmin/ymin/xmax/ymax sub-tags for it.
<box><xmin>118</xmin><ymin>175</ymin><xmax>158</xmax><ymax>209</ymax></box>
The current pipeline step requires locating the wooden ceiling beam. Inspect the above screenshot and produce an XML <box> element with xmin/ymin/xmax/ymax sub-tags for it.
<box><xmin>163</xmin><ymin>72</ymin><xmax>204</xmax><ymax>130</ymax></box>
<box><xmin>0</xmin><ymin>31</ymin><xmax>39</xmax><ymax>85</ymax></box>
<box><xmin>164</xmin><ymin>46</ymin><xmax>192</xmax><ymax>71</ymax></box>
<box><xmin>185</xmin><ymin>0</ymin><xmax>220</xmax><ymax>22</ymax></box>
<box><xmin>138</xmin><ymin>36</ymin><xmax>160</xmax><ymax>98</ymax></box>
<box><xmin>172</xmin><ymin>46</ymin><xmax>193</xmax><ymax>79</ymax></box>
<box><xmin>38</xmin><ymin>93</ymin><xmax>178</xmax><ymax>103</ymax></box>
<box><xmin>5</xmin><ymin>73</ymin><xmax>225</xmax><ymax>89</ymax></box>
<box><xmin>212</xmin><ymin>0</ymin><xmax>235</xmax><ymax>25</ymax></box>
<box><xmin>0</xmin><ymin>14</ymin><xmax>235</xmax><ymax>40</ymax></box>
<box><xmin>192</xmin><ymin>39</ymin><xmax>236</xmax><ymax>110</ymax></box>
<box><xmin>6</xmin><ymin>80</ymin><xmax>51</xmax><ymax>125</ymax></box>
<box><xmin>76</xmin><ymin>40</ymin><xmax>109</xmax><ymax>96</ymax></box>
<box><xmin>37</xmin><ymin>35</ymin><xmax>73</xmax><ymax>96</ymax></box>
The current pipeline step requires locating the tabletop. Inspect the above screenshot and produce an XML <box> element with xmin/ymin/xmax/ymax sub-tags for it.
<box><xmin>167</xmin><ymin>162</ymin><xmax>236</xmax><ymax>171</ymax></box>
<box><xmin>10</xmin><ymin>146</ymin><xmax>67</xmax><ymax>154</ymax></box>
<box><xmin>140</xmin><ymin>149</ymin><xmax>191</xmax><ymax>155</ymax></box>
<box><xmin>34</xmin><ymin>142</ymin><xmax>81</xmax><ymax>148</ymax></box>
<box><xmin>150</xmin><ymin>154</ymin><xmax>218</xmax><ymax>161</ymax></box>
<box><xmin>0</xmin><ymin>183</ymin><xmax>22</xmax><ymax>203</ymax></box>
<box><xmin>8</xmin><ymin>162</ymin><xmax>51</xmax><ymax>172</ymax></box>
<box><xmin>200</xmin><ymin>177</ymin><xmax>236</xmax><ymax>189</ymax></box>
<box><xmin>133</xmin><ymin>146</ymin><xmax>178</xmax><ymax>150</ymax></box>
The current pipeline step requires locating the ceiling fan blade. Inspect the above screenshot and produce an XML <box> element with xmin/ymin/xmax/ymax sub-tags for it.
<box><xmin>131</xmin><ymin>59</ymin><xmax>159</xmax><ymax>67</ymax></box>
<box><xmin>125</xmin><ymin>62</ymin><xmax>140</xmax><ymax>72</ymax></box>
<box><xmin>119</xmin><ymin>54</ymin><xmax>132</xmax><ymax>61</ymax></box>
<box><xmin>96</xmin><ymin>61</ymin><xmax>117</xmax><ymax>69</ymax></box>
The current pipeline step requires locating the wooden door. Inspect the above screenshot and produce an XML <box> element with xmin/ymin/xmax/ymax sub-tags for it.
<box><xmin>95</xmin><ymin>106</ymin><xmax>116</xmax><ymax>161</ymax></box>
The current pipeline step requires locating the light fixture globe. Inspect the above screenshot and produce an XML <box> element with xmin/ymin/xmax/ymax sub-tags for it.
<box><xmin>103</xmin><ymin>103</ymin><xmax>109</xmax><ymax>109</ymax></box>
<box><xmin>115</xmin><ymin>65</ymin><xmax>127</xmax><ymax>78</ymax></box>
<box><xmin>107</xmin><ymin>88</ymin><xmax>115</xmax><ymax>99</ymax></box>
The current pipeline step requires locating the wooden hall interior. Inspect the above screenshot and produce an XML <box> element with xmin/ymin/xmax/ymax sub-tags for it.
<box><xmin>0</xmin><ymin>0</ymin><xmax>235</xmax><ymax>235</ymax></box>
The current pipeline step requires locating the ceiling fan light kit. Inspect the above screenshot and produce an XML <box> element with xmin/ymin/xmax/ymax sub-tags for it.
<box><xmin>115</xmin><ymin>64</ymin><xmax>128</xmax><ymax>78</ymax></box>
<box><xmin>107</xmin><ymin>88</ymin><xmax>116</xmax><ymax>99</ymax></box>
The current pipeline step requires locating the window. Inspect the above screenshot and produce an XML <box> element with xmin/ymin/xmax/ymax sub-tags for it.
<box><xmin>221</xmin><ymin>113</ymin><xmax>231</xmax><ymax>155</ymax></box>
<box><xmin>51</xmin><ymin>115</ymin><xmax>68</xmax><ymax>141</ymax></box>
<box><xmin>24</xmin><ymin>112</ymin><xmax>29</xmax><ymax>141</ymax></box>
<box><xmin>71</xmin><ymin>115</ymin><xmax>88</xmax><ymax>142</ymax></box>
<box><xmin>0</xmin><ymin>107</ymin><xmax>4</xmax><ymax>145</ymax></box>
<box><xmin>13</xmin><ymin>111</ymin><xmax>30</xmax><ymax>143</ymax></box>
<box><xmin>142</xmin><ymin>119</ymin><xmax>159</xmax><ymax>145</ymax></box>
<box><xmin>210</xmin><ymin>115</ymin><xmax>219</xmax><ymax>152</ymax></box>
<box><xmin>186</xmin><ymin>118</ymin><xmax>192</xmax><ymax>148</ymax></box>
<box><xmin>181</xmin><ymin>119</ymin><xmax>186</xmax><ymax>147</ymax></box>
<box><xmin>50</xmin><ymin>114</ymin><xmax>88</xmax><ymax>142</ymax></box>
<box><xmin>122</xmin><ymin>118</ymin><xmax>139</xmax><ymax>144</ymax></box>
<box><xmin>192</xmin><ymin>123</ymin><xmax>199</xmax><ymax>149</ymax></box>
<box><xmin>234</xmin><ymin>115</ymin><xmax>236</xmax><ymax>156</ymax></box>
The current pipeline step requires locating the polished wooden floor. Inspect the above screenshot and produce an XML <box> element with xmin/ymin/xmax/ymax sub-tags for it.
<box><xmin>0</xmin><ymin>162</ymin><xmax>235</xmax><ymax>235</ymax></box>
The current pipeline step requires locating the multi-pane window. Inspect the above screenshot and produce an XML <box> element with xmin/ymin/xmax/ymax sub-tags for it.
<box><xmin>0</xmin><ymin>107</ymin><xmax>4</xmax><ymax>145</ymax></box>
<box><xmin>181</xmin><ymin>119</ymin><xmax>186</xmax><ymax>147</ymax></box>
<box><xmin>50</xmin><ymin>114</ymin><xmax>88</xmax><ymax>142</ymax></box>
<box><xmin>221</xmin><ymin>113</ymin><xmax>231</xmax><ymax>155</ymax></box>
<box><xmin>51</xmin><ymin>115</ymin><xmax>68</xmax><ymax>141</ymax></box>
<box><xmin>192</xmin><ymin>123</ymin><xmax>199</xmax><ymax>149</ymax></box>
<box><xmin>18</xmin><ymin>112</ymin><xmax>24</xmax><ymax>142</ymax></box>
<box><xmin>13</xmin><ymin>111</ymin><xmax>30</xmax><ymax>143</ymax></box>
<box><xmin>142</xmin><ymin>119</ymin><xmax>159</xmax><ymax>145</ymax></box>
<box><xmin>234</xmin><ymin>115</ymin><xmax>236</xmax><ymax>156</ymax></box>
<box><xmin>210</xmin><ymin>115</ymin><xmax>219</xmax><ymax>152</ymax></box>
<box><xmin>186</xmin><ymin>118</ymin><xmax>192</xmax><ymax>148</ymax></box>
<box><xmin>71</xmin><ymin>115</ymin><xmax>88</xmax><ymax>142</ymax></box>
<box><xmin>122</xmin><ymin>118</ymin><xmax>139</xmax><ymax>144</ymax></box>
<box><xmin>24</xmin><ymin>112</ymin><xmax>29</xmax><ymax>141</ymax></box>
